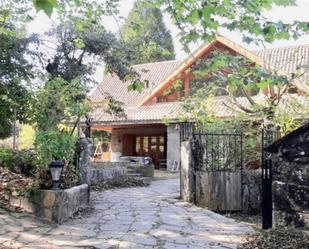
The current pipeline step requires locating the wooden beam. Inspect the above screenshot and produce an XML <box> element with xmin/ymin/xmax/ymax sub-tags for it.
<box><xmin>184</xmin><ymin>76</ymin><xmax>190</xmax><ymax>97</ymax></box>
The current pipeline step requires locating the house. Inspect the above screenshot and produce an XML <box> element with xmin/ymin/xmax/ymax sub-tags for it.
<box><xmin>89</xmin><ymin>36</ymin><xmax>309</xmax><ymax>171</ymax></box>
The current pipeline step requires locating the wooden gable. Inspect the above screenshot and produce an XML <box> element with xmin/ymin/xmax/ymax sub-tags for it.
<box><xmin>141</xmin><ymin>40</ymin><xmax>242</xmax><ymax>106</ymax></box>
<box><xmin>139</xmin><ymin>36</ymin><xmax>296</xmax><ymax>107</ymax></box>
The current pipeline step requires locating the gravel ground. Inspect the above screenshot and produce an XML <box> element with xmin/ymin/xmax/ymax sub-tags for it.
<box><xmin>239</xmin><ymin>226</ymin><xmax>309</xmax><ymax>249</ymax></box>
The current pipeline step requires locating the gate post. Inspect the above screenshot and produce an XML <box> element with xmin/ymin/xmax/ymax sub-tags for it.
<box><xmin>180</xmin><ymin>141</ymin><xmax>194</xmax><ymax>202</ymax></box>
<box><xmin>262</xmin><ymin>158</ymin><xmax>273</xmax><ymax>229</ymax></box>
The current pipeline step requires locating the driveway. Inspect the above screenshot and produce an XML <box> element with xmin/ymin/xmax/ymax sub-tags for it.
<box><xmin>0</xmin><ymin>179</ymin><xmax>253</xmax><ymax>249</ymax></box>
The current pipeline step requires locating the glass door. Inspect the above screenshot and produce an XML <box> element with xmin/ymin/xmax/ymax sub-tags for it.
<box><xmin>134</xmin><ymin>135</ymin><xmax>166</xmax><ymax>169</ymax></box>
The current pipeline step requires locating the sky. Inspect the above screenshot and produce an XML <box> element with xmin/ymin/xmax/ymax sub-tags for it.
<box><xmin>27</xmin><ymin>0</ymin><xmax>309</xmax><ymax>83</ymax></box>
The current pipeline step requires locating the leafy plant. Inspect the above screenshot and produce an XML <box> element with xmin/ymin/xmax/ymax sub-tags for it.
<box><xmin>0</xmin><ymin>147</ymin><xmax>14</xmax><ymax>170</ymax></box>
<box><xmin>33</xmin><ymin>77</ymin><xmax>90</xmax><ymax>131</ymax></box>
<box><xmin>34</xmin><ymin>129</ymin><xmax>77</xmax><ymax>168</ymax></box>
<box><xmin>153</xmin><ymin>0</ymin><xmax>309</xmax><ymax>48</ymax></box>
<box><xmin>24</xmin><ymin>181</ymin><xmax>40</xmax><ymax>198</ymax></box>
<box><xmin>19</xmin><ymin>124</ymin><xmax>35</xmax><ymax>149</ymax></box>
<box><xmin>0</xmin><ymin>147</ymin><xmax>37</xmax><ymax>175</ymax></box>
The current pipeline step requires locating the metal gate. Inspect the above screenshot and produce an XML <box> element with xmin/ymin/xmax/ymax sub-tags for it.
<box><xmin>261</xmin><ymin>128</ymin><xmax>281</xmax><ymax>229</ymax></box>
<box><xmin>192</xmin><ymin>131</ymin><xmax>244</xmax><ymax>211</ymax></box>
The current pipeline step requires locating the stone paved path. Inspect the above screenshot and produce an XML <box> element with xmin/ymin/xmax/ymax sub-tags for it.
<box><xmin>0</xmin><ymin>179</ymin><xmax>253</xmax><ymax>249</ymax></box>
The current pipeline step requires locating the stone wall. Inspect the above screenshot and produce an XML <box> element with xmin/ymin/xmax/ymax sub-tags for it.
<box><xmin>8</xmin><ymin>184</ymin><xmax>89</xmax><ymax>223</ymax></box>
<box><xmin>90</xmin><ymin>165</ymin><xmax>128</xmax><ymax>185</ymax></box>
<box><xmin>242</xmin><ymin>169</ymin><xmax>262</xmax><ymax>214</ymax></box>
<box><xmin>167</xmin><ymin>124</ymin><xmax>180</xmax><ymax>171</ymax></box>
<box><xmin>271</xmin><ymin>150</ymin><xmax>309</xmax><ymax>229</ymax></box>
<box><xmin>128</xmin><ymin>163</ymin><xmax>154</xmax><ymax>177</ymax></box>
<box><xmin>79</xmin><ymin>137</ymin><xmax>93</xmax><ymax>186</ymax></box>
<box><xmin>91</xmin><ymin>161</ymin><xmax>154</xmax><ymax>184</ymax></box>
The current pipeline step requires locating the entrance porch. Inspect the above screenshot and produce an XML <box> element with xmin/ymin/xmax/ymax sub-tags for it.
<box><xmin>92</xmin><ymin>123</ymin><xmax>181</xmax><ymax>171</ymax></box>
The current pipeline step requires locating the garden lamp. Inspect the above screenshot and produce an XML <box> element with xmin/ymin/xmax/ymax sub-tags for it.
<box><xmin>49</xmin><ymin>161</ymin><xmax>64</xmax><ymax>190</ymax></box>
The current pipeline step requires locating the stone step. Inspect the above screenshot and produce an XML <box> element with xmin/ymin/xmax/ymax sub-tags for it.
<box><xmin>127</xmin><ymin>173</ymin><xmax>143</xmax><ymax>177</ymax></box>
<box><xmin>127</xmin><ymin>169</ymin><xmax>139</xmax><ymax>174</ymax></box>
<box><xmin>130</xmin><ymin>176</ymin><xmax>152</xmax><ymax>185</ymax></box>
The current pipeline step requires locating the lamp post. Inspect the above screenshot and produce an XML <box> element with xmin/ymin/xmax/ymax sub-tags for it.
<box><xmin>49</xmin><ymin>161</ymin><xmax>64</xmax><ymax>190</ymax></box>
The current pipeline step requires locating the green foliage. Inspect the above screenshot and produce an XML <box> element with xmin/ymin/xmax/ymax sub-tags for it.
<box><xmin>273</xmin><ymin>110</ymin><xmax>302</xmax><ymax>134</ymax></box>
<box><xmin>0</xmin><ymin>147</ymin><xmax>14</xmax><ymax>170</ymax></box>
<box><xmin>33</xmin><ymin>0</ymin><xmax>57</xmax><ymax>17</ymax></box>
<box><xmin>33</xmin><ymin>77</ymin><xmax>90</xmax><ymax>131</ymax></box>
<box><xmin>12</xmin><ymin>150</ymin><xmax>37</xmax><ymax>175</ymax></box>
<box><xmin>0</xmin><ymin>4</ymin><xmax>35</xmax><ymax>139</ymax></box>
<box><xmin>152</xmin><ymin>0</ymin><xmax>309</xmax><ymax>47</ymax></box>
<box><xmin>19</xmin><ymin>124</ymin><xmax>35</xmax><ymax>149</ymax></box>
<box><xmin>92</xmin><ymin>130</ymin><xmax>111</xmax><ymax>142</ymax></box>
<box><xmin>0</xmin><ymin>148</ymin><xmax>36</xmax><ymax>175</ymax></box>
<box><xmin>121</xmin><ymin>0</ymin><xmax>175</xmax><ymax>64</ymax></box>
<box><xmin>163</xmin><ymin>116</ymin><xmax>171</xmax><ymax>126</ymax></box>
<box><xmin>162</xmin><ymin>79</ymin><xmax>183</xmax><ymax>97</ymax></box>
<box><xmin>127</xmin><ymin>80</ymin><xmax>145</xmax><ymax>93</ymax></box>
<box><xmin>34</xmin><ymin>129</ymin><xmax>77</xmax><ymax>168</ymax></box>
<box><xmin>186</xmin><ymin>50</ymin><xmax>291</xmax><ymax>123</ymax></box>
<box><xmin>24</xmin><ymin>181</ymin><xmax>40</xmax><ymax>198</ymax></box>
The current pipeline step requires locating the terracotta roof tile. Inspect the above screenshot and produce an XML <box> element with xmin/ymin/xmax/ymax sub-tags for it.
<box><xmin>252</xmin><ymin>44</ymin><xmax>309</xmax><ymax>92</ymax></box>
<box><xmin>90</xmin><ymin>60</ymin><xmax>181</xmax><ymax>107</ymax></box>
<box><xmin>90</xmin><ymin>102</ymin><xmax>184</xmax><ymax>124</ymax></box>
<box><xmin>90</xmin><ymin>94</ymin><xmax>309</xmax><ymax>124</ymax></box>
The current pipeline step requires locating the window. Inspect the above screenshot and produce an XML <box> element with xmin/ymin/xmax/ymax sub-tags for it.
<box><xmin>157</xmin><ymin>96</ymin><xmax>167</xmax><ymax>103</ymax></box>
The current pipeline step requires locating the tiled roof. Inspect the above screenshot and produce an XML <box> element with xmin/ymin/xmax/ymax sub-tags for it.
<box><xmin>90</xmin><ymin>41</ymin><xmax>309</xmax><ymax>125</ymax></box>
<box><xmin>252</xmin><ymin>44</ymin><xmax>309</xmax><ymax>92</ymax></box>
<box><xmin>90</xmin><ymin>102</ymin><xmax>184</xmax><ymax>124</ymax></box>
<box><xmin>206</xmin><ymin>94</ymin><xmax>309</xmax><ymax>119</ymax></box>
<box><xmin>91</xmin><ymin>60</ymin><xmax>181</xmax><ymax>107</ymax></box>
<box><xmin>90</xmin><ymin>94</ymin><xmax>309</xmax><ymax>124</ymax></box>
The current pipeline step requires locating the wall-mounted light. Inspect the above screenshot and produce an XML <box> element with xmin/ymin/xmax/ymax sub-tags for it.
<box><xmin>175</xmin><ymin>124</ymin><xmax>180</xmax><ymax>131</ymax></box>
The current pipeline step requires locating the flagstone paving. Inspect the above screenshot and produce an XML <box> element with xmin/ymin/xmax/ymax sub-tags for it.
<box><xmin>0</xmin><ymin>179</ymin><xmax>253</xmax><ymax>249</ymax></box>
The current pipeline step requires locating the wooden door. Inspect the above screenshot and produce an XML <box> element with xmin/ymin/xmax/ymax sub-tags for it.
<box><xmin>195</xmin><ymin>171</ymin><xmax>242</xmax><ymax>211</ymax></box>
<box><xmin>122</xmin><ymin>134</ymin><xmax>134</xmax><ymax>156</ymax></box>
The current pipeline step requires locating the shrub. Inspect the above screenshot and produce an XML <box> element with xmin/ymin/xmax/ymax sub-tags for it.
<box><xmin>13</xmin><ymin>150</ymin><xmax>36</xmax><ymax>176</ymax></box>
<box><xmin>34</xmin><ymin>129</ymin><xmax>77</xmax><ymax>168</ymax></box>
<box><xmin>0</xmin><ymin>147</ymin><xmax>14</xmax><ymax>170</ymax></box>
<box><xmin>34</xmin><ymin>129</ymin><xmax>78</xmax><ymax>189</ymax></box>
<box><xmin>19</xmin><ymin>124</ymin><xmax>35</xmax><ymax>149</ymax></box>
<box><xmin>0</xmin><ymin>147</ymin><xmax>36</xmax><ymax>175</ymax></box>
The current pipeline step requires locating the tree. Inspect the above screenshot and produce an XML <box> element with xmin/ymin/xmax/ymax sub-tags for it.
<box><xmin>183</xmin><ymin>50</ymin><xmax>308</xmax><ymax>133</ymax></box>
<box><xmin>156</xmin><ymin>0</ymin><xmax>309</xmax><ymax>49</ymax></box>
<box><xmin>121</xmin><ymin>0</ymin><xmax>175</xmax><ymax>64</ymax></box>
<box><xmin>0</xmin><ymin>2</ymin><xmax>36</xmax><ymax>139</ymax></box>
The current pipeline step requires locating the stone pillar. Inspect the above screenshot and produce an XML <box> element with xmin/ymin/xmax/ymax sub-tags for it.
<box><xmin>110</xmin><ymin>128</ymin><xmax>124</xmax><ymax>161</ymax></box>
<box><xmin>180</xmin><ymin>141</ymin><xmax>194</xmax><ymax>202</ymax></box>
<box><xmin>79</xmin><ymin>138</ymin><xmax>93</xmax><ymax>187</ymax></box>
<box><xmin>167</xmin><ymin>124</ymin><xmax>180</xmax><ymax>171</ymax></box>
